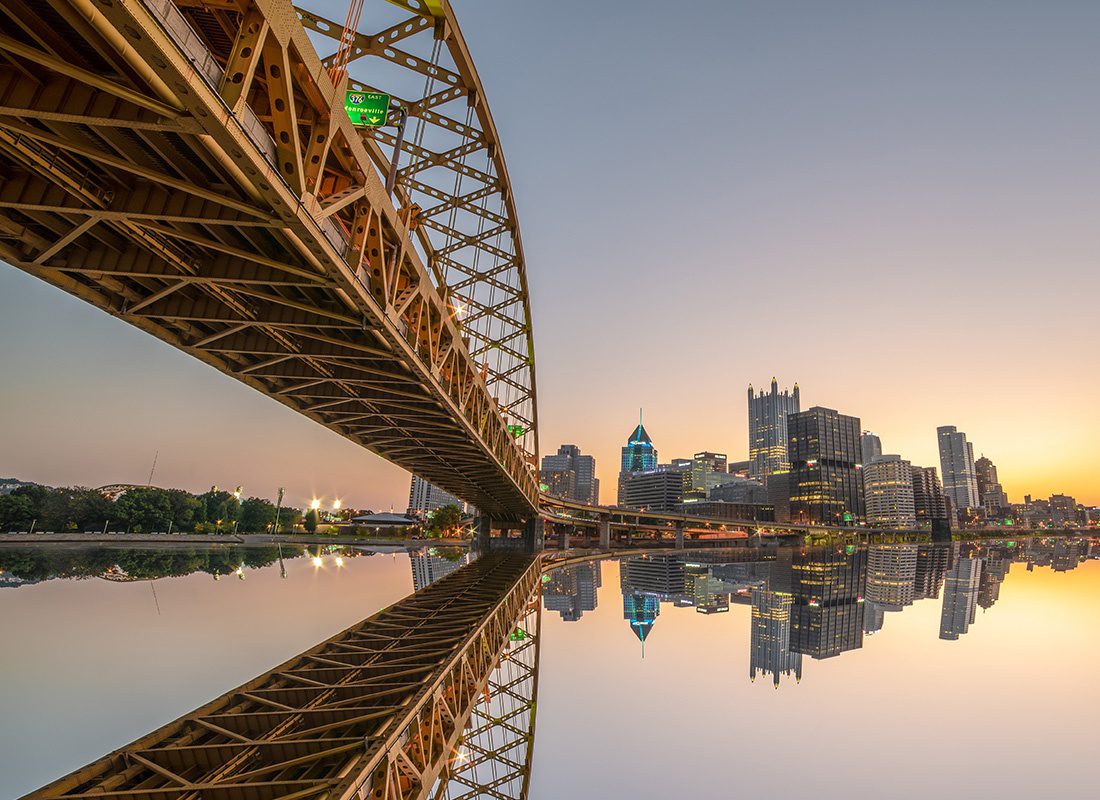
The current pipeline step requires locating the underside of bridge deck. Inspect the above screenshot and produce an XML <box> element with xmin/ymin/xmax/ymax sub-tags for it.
<box><xmin>22</xmin><ymin>553</ymin><xmax>542</xmax><ymax>800</ymax></box>
<box><xmin>0</xmin><ymin>0</ymin><xmax>539</xmax><ymax>521</ymax></box>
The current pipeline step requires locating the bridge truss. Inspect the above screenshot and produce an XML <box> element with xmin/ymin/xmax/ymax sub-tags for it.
<box><xmin>23</xmin><ymin>553</ymin><xmax>542</xmax><ymax>800</ymax></box>
<box><xmin>0</xmin><ymin>0</ymin><xmax>538</xmax><ymax>520</ymax></box>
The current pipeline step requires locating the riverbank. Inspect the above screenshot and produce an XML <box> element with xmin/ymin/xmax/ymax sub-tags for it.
<box><xmin>0</xmin><ymin>532</ymin><xmax>469</xmax><ymax>548</ymax></box>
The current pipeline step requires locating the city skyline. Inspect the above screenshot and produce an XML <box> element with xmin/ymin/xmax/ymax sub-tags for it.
<box><xmin>3</xmin><ymin>0</ymin><xmax>1100</xmax><ymax>508</ymax></box>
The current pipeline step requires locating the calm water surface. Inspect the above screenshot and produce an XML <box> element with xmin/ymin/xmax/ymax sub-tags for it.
<box><xmin>1</xmin><ymin>538</ymin><xmax>1097</xmax><ymax>799</ymax></box>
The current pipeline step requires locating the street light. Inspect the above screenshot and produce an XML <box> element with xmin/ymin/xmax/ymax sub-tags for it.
<box><xmin>310</xmin><ymin>499</ymin><xmax>321</xmax><ymax>511</ymax></box>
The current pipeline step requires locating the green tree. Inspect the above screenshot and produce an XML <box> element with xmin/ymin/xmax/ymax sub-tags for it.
<box><xmin>275</xmin><ymin>507</ymin><xmax>302</xmax><ymax>533</ymax></box>
<box><xmin>0</xmin><ymin>493</ymin><xmax>36</xmax><ymax>530</ymax></box>
<box><xmin>196</xmin><ymin>490</ymin><xmax>241</xmax><ymax>533</ymax></box>
<box><xmin>115</xmin><ymin>488</ymin><xmax>174</xmax><ymax>532</ymax></box>
<box><xmin>39</xmin><ymin>487</ymin><xmax>114</xmax><ymax>531</ymax></box>
<box><xmin>165</xmin><ymin>489</ymin><xmax>201</xmax><ymax>530</ymax></box>
<box><xmin>425</xmin><ymin>504</ymin><xmax>463</xmax><ymax>538</ymax></box>
<box><xmin>239</xmin><ymin>497</ymin><xmax>278</xmax><ymax>533</ymax></box>
<box><xmin>303</xmin><ymin>508</ymin><xmax>320</xmax><ymax>534</ymax></box>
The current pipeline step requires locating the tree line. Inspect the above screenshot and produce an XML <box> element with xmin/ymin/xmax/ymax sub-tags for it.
<box><xmin>0</xmin><ymin>485</ymin><xmax>303</xmax><ymax>534</ymax></box>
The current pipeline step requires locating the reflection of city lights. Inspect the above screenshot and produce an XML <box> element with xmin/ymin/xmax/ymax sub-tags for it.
<box><xmin>236</xmin><ymin>565</ymin><xmax>244</xmax><ymax>579</ymax></box>
<box><xmin>310</xmin><ymin>499</ymin><xmax>321</xmax><ymax>510</ymax></box>
<box><xmin>312</xmin><ymin>556</ymin><xmax>323</xmax><ymax>567</ymax></box>
<box><xmin>335</xmin><ymin>556</ymin><xmax>345</xmax><ymax>567</ymax></box>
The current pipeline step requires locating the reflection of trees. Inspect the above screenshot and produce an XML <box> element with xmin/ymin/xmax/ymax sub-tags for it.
<box><xmin>0</xmin><ymin>546</ymin><xmax>283</xmax><ymax>582</ymax></box>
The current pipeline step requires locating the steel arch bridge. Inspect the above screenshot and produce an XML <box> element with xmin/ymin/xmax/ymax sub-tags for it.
<box><xmin>0</xmin><ymin>0</ymin><xmax>539</xmax><ymax>521</ymax></box>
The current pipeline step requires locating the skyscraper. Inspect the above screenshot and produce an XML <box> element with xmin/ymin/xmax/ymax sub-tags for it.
<box><xmin>617</xmin><ymin>412</ymin><xmax>657</xmax><ymax>504</ymax></box>
<box><xmin>860</xmin><ymin>431</ymin><xmax>882</xmax><ymax>465</ymax></box>
<box><xmin>620</xmin><ymin>469</ymin><xmax>690</xmax><ymax>511</ymax></box>
<box><xmin>862</xmin><ymin>455</ymin><xmax>917</xmax><ymax>529</ymax></box>
<box><xmin>691</xmin><ymin>451</ymin><xmax>728</xmax><ymax>492</ymax></box>
<box><xmin>911</xmin><ymin>465</ymin><xmax>949</xmax><ymax>528</ymax></box>
<box><xmin>407</xmin><ymin>475</ymin><xmax>464</xmax><ymax>517</ymax></box>
<box><xmin>937</xmin><ymin>426</ymin><xmax>979</xmax><ymax>510</ymax></box>
<box><xmin>540</xmin><ymin>444</ymin><xmax>600</xmax><ymax>505</ymax></box>
<box><xmin>974</xmin><ymin>455</ymin><xmax>1008</xmax><ymax>513</ymax></box>
<box><xmin>787</xmin><ymin>406</ymin><xmax>865</xmax><ymax>526</ymax></box>
<box><xmin>748</xmin><ymin>379</ymin><xmax>800</xmax><ymax>480</ymax></box>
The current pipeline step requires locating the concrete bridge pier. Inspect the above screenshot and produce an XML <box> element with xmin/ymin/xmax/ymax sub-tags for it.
<box><xmin>598</xmin><ymin>513</ymin><xmax>611</xmax><ymax>550</ymax></box>
<box><xmin>675</xmin><ymin>521</ymin><xmax>685</xmax><ymax>550</ymax></box>
<box><xmin>475</xmin><ymin>516</ymin><xmax>543</xmax><ymax>554</ymax></box>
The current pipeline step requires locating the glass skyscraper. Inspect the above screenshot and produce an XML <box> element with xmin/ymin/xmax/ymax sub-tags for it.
<box><xmin>937</xmin><ymin>425</ymin><xmax>980</xmax><ymax>510</ymax></box>
<box><xmin>617</xmin><ymin>413</ymin><xmax>658</xmax><ymax>504</ymax></box>
<box><xmin>787</xmin><ymin>406</ymin><xmax>865</xmax><ymax>526</ymax></box>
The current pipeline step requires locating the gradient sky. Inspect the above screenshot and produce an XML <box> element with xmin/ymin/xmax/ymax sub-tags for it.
<box><xmin>2</xmin><ymin>0</ymin><xmax>1098</xmax><ymax>508</ymax></box>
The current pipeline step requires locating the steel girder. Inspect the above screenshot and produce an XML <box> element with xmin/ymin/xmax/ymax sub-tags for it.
<box><xmin>430</xmin><ymin>597</ymin><xmax>540</xmax><ymax>800</ymax></box>
<box><xmin>0</xmin><ymin>0</ymin><xmax>539</xmax><ymax>520</ymax></box>
<box><xmin>21</xmin><ymin>554</ymin><xmax>543</xmax><ymax>800</ymax></box>
<box><xmin>295</xmin><ymin>1</ymin><xmax>538</xmax><ymax>458</ymax></box>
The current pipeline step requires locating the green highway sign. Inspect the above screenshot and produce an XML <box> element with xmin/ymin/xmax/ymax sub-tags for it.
<box><xmin>345</xmin><ymin>91</ymin><xmax>390</xmax><ymax>127</ymax></box>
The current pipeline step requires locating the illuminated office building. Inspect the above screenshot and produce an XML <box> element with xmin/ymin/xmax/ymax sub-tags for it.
<box><xmin>862</xmin><ymin>455</ymin><xmax>916</xmax><ymax>529</ymax></box>
<box><xmin>541</xmin><ymin>444</ymin><xmax>599</xmax><ymax>505</ymax></box>
<box><xmin>937</xmin><ymin>426</ymin><xmax>980</xmax><ymax>510</ymax></box>
<box><xmin>861</xmin><ymin>431</ymin><xmax>882</xmax><ymax>465</ymax></box>
<box><xmin>974</xmin><ymin>455</ymin><xmax>1007</xmax><ymax>513</ymax></box>
<box><xmin>407</xmin><ymin>475</ymin><xmax>464</xmax><ymax>516</ymax></box>
<box><xmin>617</xmin><ymin>414</ymin><xmax>658</xmax><ymax>504</ymax></box>
<box><xmin>748</xmin><ymin>378</ymin><xmax>800</xmax><ymax>480</ymax></box>
<box><xmin>620</xmin><ymin>469</ymin><xmax>691</xmax><ymax>512</ymax></box>
<box><xmin>787</xmin><ymin>406</ymin><xmax>865</xmax><ymax>526</ymax></box>
<box><xmin>911</xmin><ymin>466</ymin><xmax>949</xmax><ymax>528</ymax></box>
<box><xmin>691</xmin><ymin>451</ymin><xmax>728</xmax><ymax>492</ymax></box>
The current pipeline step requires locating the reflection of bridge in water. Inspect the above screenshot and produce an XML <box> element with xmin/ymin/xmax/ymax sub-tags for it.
<box><xmin>26</xmin><ymin>553</ymin><xmax>542</xmax><ymax>800</ymax></box>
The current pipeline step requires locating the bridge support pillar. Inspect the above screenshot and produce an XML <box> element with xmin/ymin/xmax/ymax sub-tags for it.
<box><xmin>475</xmin><ymin>515</ymin><xmax>493</xmax><ymax>550</ymax></box>
<box><xmin>598</xmin><ymin>513</ymin><xmax>611</xmax><ymax>550</ymax></box>
<box><xmin>675</xmin><ymin>522</ymin><xmax>685</xmax><ymax>550</ymax></box>
<box><xmin>523</xmin><ymin>517</ymin><xmax>544</xmax><ymax>552</ymax></box>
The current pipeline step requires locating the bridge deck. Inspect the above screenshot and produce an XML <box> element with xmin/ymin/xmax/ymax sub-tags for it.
<box><xmin>23</xmin><ymin>553</ymin><xmax>540</xmax><ymax>800</ymax></box>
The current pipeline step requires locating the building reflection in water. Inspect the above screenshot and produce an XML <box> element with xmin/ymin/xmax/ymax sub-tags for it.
<box><xmin>542</xmin><ymin>561</ymin><xmax>602</xmax><ymax>621</ymax></box>
<box><xmin>536</xmin><ymin>536</ymin><xmax>1097</xmax><ymax>686</ymax></box>
<box><xmin>750</xmin><ymin>588</ymin><xmax>802</xmax><ymax>686</ymax></box>
<box><xmin>409</xmin><ymin>547</ymin><xmax>472</xmax><ymax>591</ymax></box>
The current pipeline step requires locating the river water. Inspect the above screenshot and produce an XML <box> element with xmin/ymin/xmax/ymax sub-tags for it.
<box><xmin>1</xmin><ymin>538</ymin><xmax>1097</xmax><ymax>799</ymax></box>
